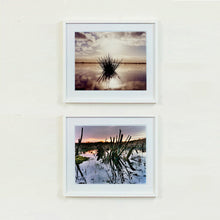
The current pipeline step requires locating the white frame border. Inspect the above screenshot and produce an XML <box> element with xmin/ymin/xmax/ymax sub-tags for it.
<box><xmin>62</xmin><ymin>21</ymin><xmax>158</xmax><ymax>104</ymax></box>
<box><xmin>63</xmin><ymin>116</ymin><xmax>158</xmax><ymax>198</ymax></box>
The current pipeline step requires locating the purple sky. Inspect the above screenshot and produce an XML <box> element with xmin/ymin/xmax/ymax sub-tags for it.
<box><xmin>75</xmin><ymin>126</ymin><xmax>146</xmax><ymax>143</ymax></box>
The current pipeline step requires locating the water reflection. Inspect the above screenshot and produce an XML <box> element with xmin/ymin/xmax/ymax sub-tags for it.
<box><xmin>75</xmin><ymin>63</ymin><xmax>146</xmax><ymax>90</ymax></box>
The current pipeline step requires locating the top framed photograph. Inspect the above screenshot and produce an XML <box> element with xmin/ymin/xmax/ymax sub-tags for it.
<box><xmin>63</xmin><ymin>22</ymin><xmax>157</xmax><ymax>103</ymax></box>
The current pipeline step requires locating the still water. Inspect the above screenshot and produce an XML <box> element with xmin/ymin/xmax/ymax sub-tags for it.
<box><xmin>75</xmin><ymin>63</ymin><xmax>146</xmax><ymax>90</ymax></box>
<box><xmin>76</xmin><ymin>149</ymin><xmax>146</xmax><ymax>184</ymax></box>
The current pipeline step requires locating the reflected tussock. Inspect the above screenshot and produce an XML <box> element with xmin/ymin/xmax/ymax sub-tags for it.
<box><xmin>75</xmin><ymin>63</ymin><xmax>146</xmax><ymax>90</ymax></box>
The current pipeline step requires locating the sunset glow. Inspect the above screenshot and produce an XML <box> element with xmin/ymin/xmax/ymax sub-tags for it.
<box><xmin>75</xmin><ymin>32</ymin><xmax>146</xmax><ymax>63</ymax></box>
<box><xmin>75</xmin><ymin>126</ymin><xmax>146</xmax><ymax>143</ymax></box>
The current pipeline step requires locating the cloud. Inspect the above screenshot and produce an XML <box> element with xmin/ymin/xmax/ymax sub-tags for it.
<box><xmin>75</xmin><ymin>126</ymin><xmax>146</xmax><ymax>141</ymax></box>
<box><xmin>75</xmin><ymin>32</ymin><xmax>146</xmax><ymax>59</ymax></box>
<box><xmin>131</xmin><ymin>32</ymin><xmax>145</xmax><ymax>37</ymax></box>
<box><xmin>75</xmin><ymin>32</ymin><xmax>87</xmax><ymax>39</ymax></box>
<box><xmin>93</xmin><ymin>32</ymin><xmax>146</xmax><ymax>46</ymax></box>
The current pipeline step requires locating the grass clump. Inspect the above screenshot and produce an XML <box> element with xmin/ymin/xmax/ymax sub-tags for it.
<box><xmin>75</xmin><ymin>155</ymin><xmax>89</xmax><ymax>165</ymax></box>
<box><xmin>97</xmin><ymin>129</ymin><xmax>136</xmax><ymax>183</ymax></box>
<box><xmin>97</xmin><ymin>54</ymin><xmax>122</xmax><ymax>82</ymax></box>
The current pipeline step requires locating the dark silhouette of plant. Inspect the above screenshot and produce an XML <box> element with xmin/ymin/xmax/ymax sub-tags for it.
<box><xmin>97</xmin><ymin>129</ymin><xmax>137</xmax><ymax>183</ymax></box>
<box><xmin>97</xmin><ymin>54</ymin><xmax>122</xmax><ymax>83</ymax></box>
<box><xmin>75</xmin><ymin>127</ymin><xmax>87</xmax><ymax>183</ymax></box>
<box><xmin>75</xmin><ymin>127</ymin><xmax>83</xmax><ymax>156</ymax></box>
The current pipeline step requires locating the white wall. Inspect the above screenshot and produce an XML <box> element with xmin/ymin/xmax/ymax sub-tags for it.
<box><xmin>1</xmin><ymin>0</ymin><xmax>220</xmax><ymax>219</ymax></box>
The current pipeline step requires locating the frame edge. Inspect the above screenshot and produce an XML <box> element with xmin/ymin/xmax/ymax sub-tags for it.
<box><xmin>63</xmin><ymin>21</ymin><xmax>158</xmax><ymax>104</ymax></box>
<box><xmin>63</xmin><ymin>116</ymin><xmax>158</xmax><ymax>197</ymax></box>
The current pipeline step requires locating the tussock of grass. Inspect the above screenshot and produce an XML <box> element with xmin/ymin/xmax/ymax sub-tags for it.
<box><xmin>75</xmin><ymin>155</ymin><xmax>89</xmax><ymax>165</ymax></box>
<box><xmin>97</xmin><ymin>129</ymin><xmax>136</xmax><ymax>183</ymax></box>
<box><xmin>97</xmin><ymin>54</ymin><xmax>122</xmax><ymax>82</ymax></box>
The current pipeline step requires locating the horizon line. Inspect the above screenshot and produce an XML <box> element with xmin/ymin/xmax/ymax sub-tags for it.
<box><xmin>75</xmin><ymin>137</ymin><xmax>146</xmax><ymax>144</ymax></box>
<box><xmin>75</xmin><ymin>61</ymin><xmax>146</xmax><ymax>64</ymax></box>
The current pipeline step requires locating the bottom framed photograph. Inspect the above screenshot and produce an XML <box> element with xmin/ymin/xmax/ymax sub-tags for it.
<box><xmin>63</xmin><ymin>116</ymin><xmax>157</xmax><ymax>197</ymax></box>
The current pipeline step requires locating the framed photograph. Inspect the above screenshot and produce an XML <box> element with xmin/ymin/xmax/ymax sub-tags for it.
<box><xmin>63</xmin><ymin>22</ymin><xmax>157</xmax><ymax>103</ymax></box>
<box><xmin>63</xmin><ymin>116</ymin><xmax>157</xmax><ymax>197</ymax></box>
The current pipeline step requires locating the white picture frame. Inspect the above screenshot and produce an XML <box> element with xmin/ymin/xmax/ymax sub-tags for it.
<box><xmin>63</xmin><ymin>21</ymin><xmax>157</xmax><ymax>103</ymax></box>
<box><xmin>63</xmin><ymin>116</ymin><xmax>158</xmax><ymax>197</ymax></box>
